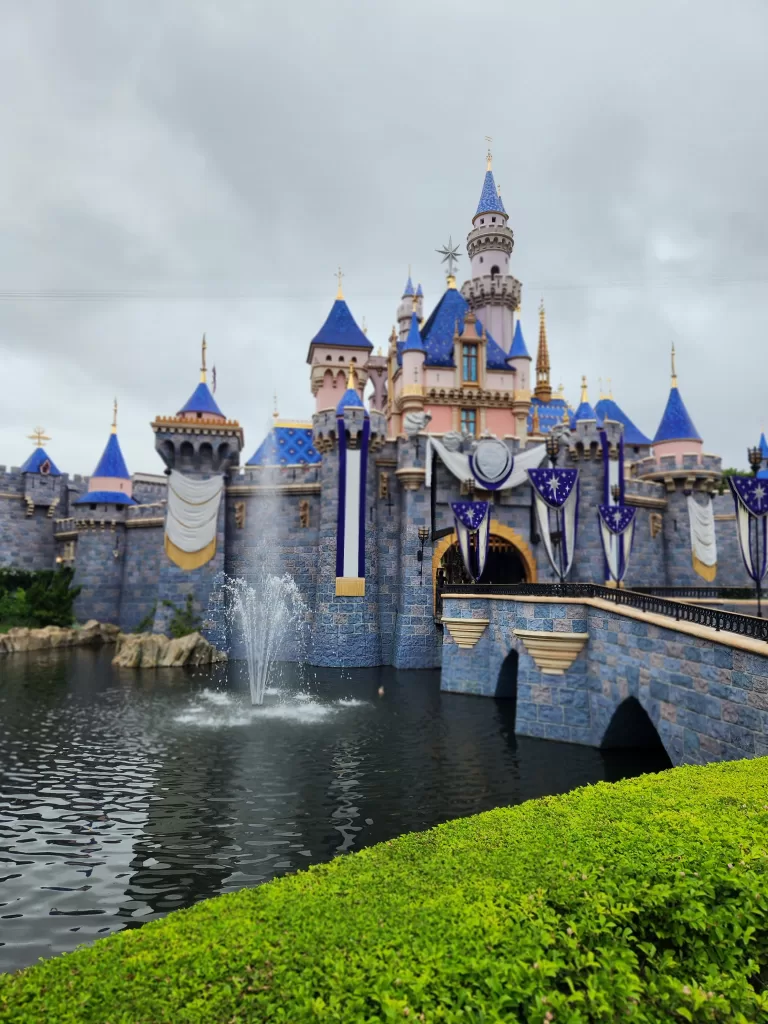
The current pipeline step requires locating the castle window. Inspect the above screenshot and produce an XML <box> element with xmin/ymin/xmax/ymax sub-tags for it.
<box><xmin>492</xmin><ymin>216</ymin><xmax>496</xmax><ymax>223</ymax></box>
<box><xmin>326</xmin><ymin>354</ymin><xmax>332</xmax><ymax>361</ymax></box>
<box><xmin>480</xmin><ymin>218</ymin><xmax>484</xmax><ymax>224</ymax></box>
<box><xmin>479</xmin><ymin>256</ymin><xmax>484</xmax><ymax>263</ymax></box>
<box><xmin>460</xmin><ymin>408</ymin><xmax>477</xmax><ymax>436</ymax></box>
<box><xmin>351</xmin><ymin>356</ymin><xmax>357</xmax><ymax>362</ymax></box>
<box><xmin>339</xmin><ymin>356</ymin><xmax>344</xmax><ymax>362</ymax></box>
<box><xmin>491</xmin><ymin>265</ymin><xmax>500</xmax><ymax>278</ymax></box>
<box><xmin>462</xmin><ymin>343</ymin><xmax>478</xmax><ymax>383</ymax></box>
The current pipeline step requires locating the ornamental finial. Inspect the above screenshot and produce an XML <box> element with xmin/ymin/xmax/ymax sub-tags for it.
<box><xmin>598</xmin><ymin>377</ymin><xmax>606</xmax><ymax>400</ymax></box>
<box><xmin>272</xmin><ymin>392</ymin><xmax>279</xmax><ymax>420</ymax></box>
<box><xmin>112</xmin><ymin>397</ymin><xmax>118</xmax><ymax>434</ymax></box>
<box><xmin>336</xmin><ymin>266</ymin><xmax>344</xmax><ymax>300</ymax></box>
<box><xmin>671</xmin><ymin>342</ymin><xmax>677</xmax><ymax>388</ymax></box>
<box><xmin>362</xmin><ymin>316</ymin><xmax>368</xmax><ymax>335</ymax></box>
<box><xmin>580</xmin><ymin>376</ymin><xmax>589</xmax><ymax>405</ymax></box>
<box><xmin>200</xmin><ymin>333</ymin><xmax>207</xmax><ymax>383</ymax></box>
<box><xmin>607</xmin><ymin>377</ymin><xmax>613</xmax><ymax>399</ymax></box>
<box><xmin>28</xmin><ymin>427</ymin><xmax>50</xmax><ymax>449</ymax></box>
<box><xmin>485</xmin><ymin>135</ymin><xmax>493</xmax><ymax>171</ymax></box>
<box><xmin>347</xmin><ymin>362</ymin><xmax>359</xmax><ymax>392</ymax></box>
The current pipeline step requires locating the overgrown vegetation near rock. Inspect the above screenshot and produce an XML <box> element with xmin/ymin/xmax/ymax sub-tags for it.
<box><xmin>2</xmin><ymin>759</ymin><xmax>768</xmax><ymax>1022</ymax></box>
<box><xmin>0</xmin><ymin>567</ymin><xmax>81</xmax><ymax>631</ymax></box>
<box><xmin>112</xmin><ymin>630</ymin><xmax>227</xmax><ymax>668</ymax></box>
<box><xmin>133</xmin><ymin>594</ymin><xmax>202</xmax><ymax>637</ymax></box>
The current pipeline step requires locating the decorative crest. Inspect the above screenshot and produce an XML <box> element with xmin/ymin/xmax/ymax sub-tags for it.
<box><xmin>200</xmin><ymin>333</ymin><xmax>207</xmax><ymax>383</ymax></box>
<box><xmin>436</xmin><ymin>236</ymin><xmax>461</xmax><ymax>282</ymax></box>
<box><xmin>485</xmin><ymin>135</ymin><xmax>493</xmax><ymax>171</ymax></box>
<box><xmin>336</xmin><ymin>266</ymin><xmax>344</xmax><ymax>300</ymax></box>
<box><xmin>112</xmin><ymin>398</ymin><xmax>118</xmax><ymax>434</ymax></box>
<box><xmin>28</xmin><ymin>427</ymin><xmax>50</xmax><ymax>449</ymax></box>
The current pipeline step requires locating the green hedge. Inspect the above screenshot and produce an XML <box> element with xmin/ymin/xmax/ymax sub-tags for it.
<box><xmin>2</xmin><ymin>759</ymin><xmax>768</xmax><ymax>1022</ymax></box>
<box><xmin>0</xmin><ymin>567</ymin><xmax>81</xmax><ymax>629</ymax></box>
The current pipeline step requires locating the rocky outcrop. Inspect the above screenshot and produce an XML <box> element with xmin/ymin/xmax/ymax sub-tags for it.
<box><xmin>112</xmin><ymin>631</ymin><xmax>227</xmax><ymax>669</ymax></box>
<box><xmin>0</xmin><ymin>620</ymin><xmax>120</xmax><ymax>654</ymax></box>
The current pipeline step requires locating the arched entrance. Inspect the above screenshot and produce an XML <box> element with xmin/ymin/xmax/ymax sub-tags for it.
<box><xmin>439</xmin><ymin>535</ymin><xmax>527</xmax><ymax>586</ymax></box>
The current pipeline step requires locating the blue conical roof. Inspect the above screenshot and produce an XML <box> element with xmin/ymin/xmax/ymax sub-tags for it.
<box><xmin>419</xmin><ymin>286</ymin><xmax>506</xmax><ymax>370</ymax></box>
<box><xmin>572</xmin><ymin>400</ymin><xmax>602</xmax><ymax>425</ymax></box>
<box><xmin>595</xmin><ymin>398</ymin><xmax>651</xmax><ymax>446</ymax></box>
<box><xmin>20</xmin><ymin>447</ymin><xmax>61</xmax><ymax>476</ymax></box>
<box><xmin>475</xmin><ymin>170</ymin><xmax>506</xmax><ymax>217</ymax></box>
<box><xmin>92</xmin><ymin>432</ymin><xmax>130</xmax><ymax>479</ymax></box>
<box><xmin>653</xmin><ymin>386</ymin><xmax>701</xmax><ymax>443</ymax></box>
<box><xmin>759</xmin><ymin>432</ymin><xmax>768</xmax><ymax>458</ymax></box>
<box><xmin>415</xmin><ymin>283</ymin><xmax>423</xmax><ymax>298</ymax></box>
<box><xmin>336</xmin><ymin>385</ymin><xmax>367</xmax><ymax>415</ymax></box>
<box><xmin>509</xmin><ymin>320</ymin><xmax>530</xmax><ymax>359</ymax></box>
<box><xmin>402</xmin><ymin>313</ymin><xmax>425</xmax><ymax>353</ymax></box>
<box><xmin>178</xmin><ymin>382</ymin><xmax>224</xmax><ymax>418</ymax></box>
<box><xmin>402</xmin><ymin>276</ymin><xmax>415</xmax><ymax>298</ymax></box>
<box><xmin>309</xmin><ymin>299</ymin><xmax>373</xmax><ymax>352</ymax></box>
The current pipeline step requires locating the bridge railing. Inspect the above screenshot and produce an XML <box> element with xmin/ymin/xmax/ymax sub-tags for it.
<box><xmin>437</xmin><ymin>582</ymin><xmax>768</xmax><ymax>643</ymax></box>
<box><xmin>632</xmin><ymin>586</ymin><xmax>755</xmax><ymax>600</ymax></box>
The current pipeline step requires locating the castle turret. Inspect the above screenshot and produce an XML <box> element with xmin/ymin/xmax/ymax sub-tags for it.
<box><xmin>651</xmin><ymin>344</ymin><xmax>702</xmax><ymax>463</ymax></box>
<box><xmin>396</xmin><ymin>272</ymin><xmax>416</xmax><ymax>342</ymax></box>
<box><xmin>534</xmin><ymin>300</ymin><xmax>552</xmax><ymax>402</ymax></box>
<box><xmin>307</xmin><ymin>272</ymin><xmax>373</xmax><ymax>412</ymax></box>
<box><xmin>400</xmin><ymin>308</ymin><xmax>426</xmax><ymax>415</ymax></box>
<box><xmin>461</xmin><ymin>147</ymin><xmax>522</xmax><ymax>352</ymax></box>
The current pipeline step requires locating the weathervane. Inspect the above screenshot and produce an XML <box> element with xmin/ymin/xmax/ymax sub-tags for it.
<box><xmin>436</xmin><ymin>236</ymin><xmax>461</xmax><ymax>280</ymax></box>
<box><xmin>28</xmin><ymin>427</ymin><xmax>50</xmax><ymax>449</ymax></box>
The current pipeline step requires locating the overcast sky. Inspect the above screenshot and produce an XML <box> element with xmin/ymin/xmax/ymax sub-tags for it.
<box><xmin>1</xmin><ymin>0</ymin><xmax>766</xmax><ymax>475</ymax></box>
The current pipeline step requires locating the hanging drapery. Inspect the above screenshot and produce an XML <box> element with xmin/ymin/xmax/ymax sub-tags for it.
<box><xmin>450</xmin><ymin>501</ymin><xmax>491</xmax><ymax>582</ymax></box>
<box><xmin>165</xmin><ymin>470</ymin><xmax>224</xmax><ymax>570</ymax></box>
<box><xmin>728</xmin><ymin>476</ymin><xmax>768</xmax><ymax>583</ymax></box>
<box><xmin>336</xmin><ymin>418</ymin><xmax>369</xmax><ymax>597</ymax></box>
<box><xmin>598</xmin><ymin>504</ymin><xmax>636</xmax><ymax>583</ymax></box>
<box><xmin>426</xmin><ymin>436</ymin><xmax>546</xmax><ymax>491</ymax></box>
<box><xmin>686</xmin><ymin>494</ymin><xmax>718</xmax><ymax>581</ymax></box>
<box><xmin>527</xmin><ymin>467</ymin><xmax>580</xmax><ymax>581</ymax></box>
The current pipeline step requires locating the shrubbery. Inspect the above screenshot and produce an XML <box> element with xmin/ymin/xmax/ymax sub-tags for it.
<box><xmin>133</xmin><ymin>595</ymin><xmax>201</xmax><ymax>636</ymax></box>
<box><xmin>2</xmin><ymin>759</ymin><xmax>768</xmax><ymax>1022</ymax></box>
<box><xmin>0</xmin><ymin>567</ymin><xmax>81</xmax><ymax>630</ymax></box>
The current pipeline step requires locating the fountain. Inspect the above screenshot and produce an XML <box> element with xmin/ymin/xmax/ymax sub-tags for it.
<box><xmin>221</xmin><ymin>572</ymin><xmax>308</xmax><ymax>705</ymax></box>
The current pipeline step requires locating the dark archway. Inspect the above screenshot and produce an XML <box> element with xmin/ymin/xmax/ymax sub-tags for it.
<box><xmin>601</xmin><ymin>697</ymin><xmax>666</xmax><ymax>749</ymax></box>
<box><xmin>440</xmin><ymin>536</ymin><xmax>528</xmax><ymax>586</ymax></box>
<box><xmin>495</xmin><ymin>649</ymin><xmax>518</xmax><ymax>714</ymax></box>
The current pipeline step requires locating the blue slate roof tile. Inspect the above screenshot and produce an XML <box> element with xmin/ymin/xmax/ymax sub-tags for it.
<box><xmin>74</xmin><ymin>490</ymin><xmax>136</xmax><ymax>506</ymax></box>
<box><xmin>20</xmin><ymin>448</ymin><xmax>61</xmax><ymax>476</ymax></box>
<box><xmin>308</xmin><ymin>299</ymin><xmax>373</xmax><ymax>353</ymax></box>
<box><xmin>475</xmin><ymin>170</ymin><xmax>507</xmax><ymax>216</ymax></box>
<box><xmin>402</xmin><ymin>276</ymin><xmax>415</xmax><ymax>298</ymax></box>
<box><xmin>509</xmin><ymin>320</ymin><xmax>530</xmax><ymax>359</ymax></box>
<box><xmin>572</xmin><ymin>400</ymin><xmax>602</xmax><ymax>425</ymax></box>
<box><xmin>416</xmin><ymin>283</ymin><xmax>423</xmax><ymax>298</ymax></box>
<box><xmin>419</xmin><ymin>286</ymin><xmax>510</xmax><ymax>371</ymax></box>
<box><xmin>178</xmin><ymin>382</ymin><xmax>225</xmax><ymax>418</ymax></box>
<box><xmin>402</xmin><ymin>313</ymin><xmax>425</xmax><ymax>353</ymax></box>
<box><xmin>759</xmin><ymin>432</ymin><xmax>768</xmax><ymax>458</ymax></box>
<box><xmin>92</xmin><ymin>433</ymin><xmax>131</xmax><ymax>480</ymax></box>
<box><xmin>336</xmin><ymin>385</ymin><xmax>367</xmax><ymax>415</ymax></box>
<box><xmin>527</xmin><ymin>398</ymin><xmax>570</xmax><ymax>434</ymax></box>
<box><xmin>595</xmin><ymin>398</ymin><xmax>652</xmax><ymax>446</ymax></box>
<box><xmin>247</xmin><ymin>424</ymin><xmax>321</xmax><ymax>467</ymax></box>
<box><xmin>653</xmin><ymin>386</ymin><xmax>701</xmax><ymax>443</ymax></box>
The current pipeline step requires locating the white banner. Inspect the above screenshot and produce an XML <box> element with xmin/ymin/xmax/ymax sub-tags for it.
<box><xmin>687</xmin><ymin>494</ymin><xmax>717</xmax><ymax>581</ymax></box>
<box><xmin>426</xmin><ymin>437</ymin><xmax>546</xmax><ymax>490</ymax></box>
<box><xmin>166</xmin><ymin>470</ymin><xmax>224</xmax><ymax>554</ymax></box>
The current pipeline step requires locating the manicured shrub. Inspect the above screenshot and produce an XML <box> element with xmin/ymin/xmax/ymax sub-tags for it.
<box><xmin>2</xmin><ymin>759</ymin><xmax>768</xmax><ymax>1022</ymax></box>
<box><xmin>0</xmin><ymin>567</ymin><xmax>81</xmax><ymax>629</ymax></box>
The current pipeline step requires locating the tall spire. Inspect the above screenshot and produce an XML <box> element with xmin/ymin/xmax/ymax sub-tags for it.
<box><xmin>200</xmin><ymin>334</ymin><xmax>207</xmax><ymax>383</ymax></box>
<box><xmin>534</xmin><ymin>299</ymin><xmax>552</xmax><ymax>402</ymax></box>
<box><xmin>336</xmin><ymin>266</ymin><xmax>344</xmax><ymax>300</ymax></box>
<box><xmin>580</xmin><ymin>375</ymin><xmax>589</xmax><ymax>405</ymax></box>
<box><xmin>112</xmin><ymin>397</ymin><xmax>118</xmax><ymax>434</ymax></box>
<box><xmin>671</xmin><ymin>342</ymin><xmax>677</xmax><ymax>388</ymax></box>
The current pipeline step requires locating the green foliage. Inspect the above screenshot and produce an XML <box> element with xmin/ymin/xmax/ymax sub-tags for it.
<box><xmin>0</xmin><ymin>567</ymin><xmax>81</xmax><ymax>629</ymax></box>
<box><xmin>718</xmin><ymin>468</ymin><xmax>752</xmax><ymax>494</ymax></box>
<box><xmin>133</xmin><ymin>604</ymin><xmax>157</xmax><ymax>633</ymax></box>
<box><xmin>3</xmin><ymin>759</ymin><xmax>768</xmax><ymax>1021</ymax></box>
<box><xmin>163</xmin><ymin>594</ymin><xmax>202</xmax><ymax>638</ymax></box>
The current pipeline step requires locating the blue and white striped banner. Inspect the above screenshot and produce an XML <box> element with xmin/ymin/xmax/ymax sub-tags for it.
<box><xmin>335</xmin><ymin>417</ymin><xmax>369</xmax><ymax>596</ymax></box>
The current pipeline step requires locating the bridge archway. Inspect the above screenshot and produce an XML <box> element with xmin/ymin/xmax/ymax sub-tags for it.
<box><xmin>495</xmin><ymin>649</ymin><xmax>518</xmax><ymax>711</ymax></box>
<box><xmin>433</xmin><ymin>521</ymin><xmax>537</xmax><ymax>604</ymax></box>
<box><xmin>601</xmin><ymin>697</ymin><xmax>669</xmax><ymax>752</ymax></box>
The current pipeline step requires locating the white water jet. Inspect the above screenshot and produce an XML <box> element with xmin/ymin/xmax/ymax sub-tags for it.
<box><xmin>222</xmin><ymin>573</ymin><xmax>308</xmax><ymax>706</ymax></box>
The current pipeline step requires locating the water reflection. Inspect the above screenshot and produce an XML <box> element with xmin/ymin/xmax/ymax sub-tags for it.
<box><xmin>0</xmin><ymin>650</ymin><xmax>669</xmax><ymax>972</ymax></box>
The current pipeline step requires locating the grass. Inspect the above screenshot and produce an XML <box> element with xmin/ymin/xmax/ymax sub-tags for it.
<box><xmin>2</xmin><ymin>758</ymin><xmax>768</xmax><ymax>1022</ymax></box>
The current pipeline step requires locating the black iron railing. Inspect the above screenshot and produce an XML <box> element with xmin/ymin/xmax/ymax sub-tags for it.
<box><xmin>632</xmin><ymin>586</ymin><xmax>755</xmax><ymax>600</ymax></box>
<box><xmin>437</xmin><ymin>582</ymin><xmax>768</xmax><ymax>642</ymax></box>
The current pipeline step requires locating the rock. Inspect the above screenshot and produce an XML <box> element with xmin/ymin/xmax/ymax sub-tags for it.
<box><xmin>111</xmin><ymin>631</ymin><xmax>227</xmax><ymax>669</ymax></box>
<box><xmin>0</xmin><ymin>622</ymin><xmax>122</xmax><ymax>654</ymax></box>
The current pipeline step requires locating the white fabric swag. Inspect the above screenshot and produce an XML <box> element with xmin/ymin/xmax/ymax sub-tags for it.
<box><xmin>165</xmin><ymin>470</ymin><xmax>224</xmax><ymax>554</ymax></box>
<box><xmin>687</xmin><ymin>495</ymin><xmax>717</xmax><ymax>569</ymax></box>
<box><xmin>426</xmin><ymin>437</ymin><xmax>547</xmax><ymax>490</ymax></box>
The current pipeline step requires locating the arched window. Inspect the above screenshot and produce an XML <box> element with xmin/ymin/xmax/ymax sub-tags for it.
<box><xmin>491</xmin><ymin>265</ymin><xmax>500</xmax><ymax>278</ymax></box>
<box><xmin>326</xmin><ymin>354</ymin><xmax>332</xmax><ymax>361</ymax></box>
<box><xmin>339</xmin><ymin>356</ymin><xmax>345</xmax><ymax>362</ymax></box>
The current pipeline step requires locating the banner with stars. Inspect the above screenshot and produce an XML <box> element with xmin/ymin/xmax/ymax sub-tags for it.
<box><xmin>450</xmin><ymin>501</ymin><xmax>491</xmax><ymax>582</ymax></box>
<box><xmin>597</xmin><ymin>504</ymin><xmax>636</xmax><ymax>583</ymax></box>
<box><xmin>527</xmin><ymin>467</ymin><xmax>580</xmax><ymax>581</ymax></box>
<box><xmin>728</xmin><ymin>476</ymin><xmax>768</xmax><ymax>584</ymax></box>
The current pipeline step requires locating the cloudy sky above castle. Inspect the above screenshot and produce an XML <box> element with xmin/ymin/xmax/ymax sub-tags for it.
<box><xmin>0</xmin><ymin>0</ymin><xmax>766</xmax><ymax>474</ymax></box>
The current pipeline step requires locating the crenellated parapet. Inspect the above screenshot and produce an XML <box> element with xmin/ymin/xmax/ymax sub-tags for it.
<box><xmin>565</xmin><ymin>419</ymin><xmax>624</xmax><ymax>462</ymax></box>
<box><xmin>635</xmin><ymin>452</ymin><xmax>722</xmax><ymax>494</ymax></box>
<box><xmin>151</xmin><ymin>414</ymin><xmax>244</xmax><ymax>475</ymax></box>
<box><xmin>461</xmin><ymin>273</ymin><xmax>521</xmax><ymax>315</ymax></box>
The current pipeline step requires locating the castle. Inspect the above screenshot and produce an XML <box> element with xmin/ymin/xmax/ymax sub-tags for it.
<box><xmin>1</xmin><ymin>150</ymin><xmax>763</xmax><ymax>668</ymax></box>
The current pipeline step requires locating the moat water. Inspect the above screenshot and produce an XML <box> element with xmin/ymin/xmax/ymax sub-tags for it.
<box><xmin>0</xmin><ymin>649</ymin><xmax>670</xmax><ymax>973</ymax></box>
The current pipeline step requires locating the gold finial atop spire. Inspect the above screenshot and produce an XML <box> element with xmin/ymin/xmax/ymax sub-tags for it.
<box><xmin>28</xmin><ymin>427</ymin><xmax>50</xmax><ymax>449</ymax></box>
<box><xmin>412</xmin><ymin>294</ymin><xmax>419</xmax><ymax>313</ymax></box>
<box><xmin>200</xmin><ymin>333</ymin><xmax>207</xmax><ymax>383</ymax></box>
<box><xmin>362</xmin><ymin>316</ymin><xmax>368</xmax><ymax>335</ymax></box>
<box><xmin>497</xmin><ymin>183</ymin><xmax>502</xmax><ymax>199</ymax></box>
<box><xmin>389</xmin><ymin>325</ymin><xmax>397</xmax><ymax>346</ymax></box>
<box><xmin>112</xmin><ymin>397</ymin><xmax>118</xmax><ymax>434</ymax></box>
<box><xmin>556</xmin><ymin>382</ymin><xmax>565</xmax><ymax>399</ymax></box>
<box><xmin>336</xmin><ymin>266</ymin><xmax>344</xmax><ymax>300</ymax></box>
<box><xmin>408</xmin><ymin>262</ymin><xmax>411</xmax><ymax>280</ymax></box>
<box><xmin>531</xmin><ymin>404</ymin><xmax>540</xmax><ymax>435</ymax></box>
<box><xmin>485</xmin><ymin>135</ymin><xmax>493</xmax><ymax>171</ymax></box>
<box><xmin>446</xmin><ymin>274</ymin><xmax>457</xmax><ymax>289</ymax></box>
<box><xmin>671</xmin><ymin>342</ymin><xmax>677</xmax><ymax>388</ymax></box>
<box><xmin>347</xmin><ymin>362</ymin><xmax>359</xmax><ymax>392</ymax></box>
<box><xmin>272</xmin><ymin>392</ymin><xmax>279</xmax><ymax>420</ymax></box>
<box><xmin>607</xmin><ymin>377</ymin><xmax>613</xmax><ymax>399</ymax></box>
<box><xmin>580</xmin><ymin>375</ymin><xmax>589</xmax><ymax>405</ymax></box>
<box><xmin>534</xmin><ymin>298</ymin><xmax>552</xmax><ymax>402</ymax></box>
<box><xmin>598</xmin><ymin>377</ymin><xmax>607</xmax><ymax>400</ymax></box>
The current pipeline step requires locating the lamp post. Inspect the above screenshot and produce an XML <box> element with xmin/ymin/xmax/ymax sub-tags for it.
<box><xmin>545</xmin><ymin>432</ymin><xmax>561</xmax><ymax>468</ymax></box>
<box><xmin>417</xmin><ymin>525</ymin><xmax>430</xmax><ymax>583</ymax></box>
<box><xmin>748</xmin><ymin>446</ymin><xmax>762</xmax><ymax>477</ymax></box>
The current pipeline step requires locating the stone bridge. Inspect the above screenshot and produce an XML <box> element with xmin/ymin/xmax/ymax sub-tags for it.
<box><xmin>440</xmin><ymin>591</ymin><xmax>768</xmax><ymax>766</ymax></box>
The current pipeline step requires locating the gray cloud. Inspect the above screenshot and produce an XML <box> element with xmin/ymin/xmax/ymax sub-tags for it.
<box><xmin>0</xmin><ymin>0</ymin><xmax>766</xmax><ymax>476</ymax></box>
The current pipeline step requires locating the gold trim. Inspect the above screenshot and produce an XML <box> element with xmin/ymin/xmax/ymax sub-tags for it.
<box><xmin>625</xmin><ymin>494</ymin><xmax>668</xmax><ymax>510</ymax></box>
<box><xmin>125</xmin><ymin>517</ymin><xmax>165</xmax><ymax>529</ymax></box>
<box><xmin>272</xmin><ymin>420</ymin><xmax>313</xmax><ymax>429</ymax></box>
<box><xmin>336</xmin><ymin>576</ymin><xmax>365</xmax><ymax>597</ymax></box>
<box><xmin>227</xmin><ymin>483</ymin><xmax>321</xmax><ymax>496</ymax></box>
<box><xmin>714</xmin><ymin>513</ymin><xmax>736</xmax><ymax>521</ymax></box>
<box><xmin>432</xmin><ymin>521</ymin><xmax>537</xmax><ymax>613</ymax></box>
<box><xmin>165</xmin><ymin>534</ymin><xmax>217</xmax><ymax>570</ymax></box>
<box><xmin>692</xmin><ymin>552</ymin><xmax>717</xmax><ymax>582</ymax></box>
<box><xmin>443</xmin><ymin>617</ymin><xmax>490</xmax><ymax>648</ymax></box>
